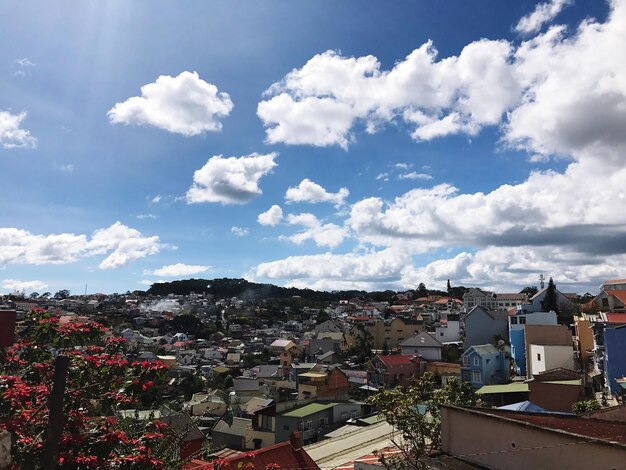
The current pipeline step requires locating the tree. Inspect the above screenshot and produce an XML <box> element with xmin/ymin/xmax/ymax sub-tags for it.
<box><xmin>541</xmin><ymin>277</ymin><xmax>559</xmax><ymax>314</ymax></box>
<box><xmin>520</xmin><ymin>286</ymin><xmax>538</xmax><ymax>297</ymax></box>
<box><xmin>0</xmin><ymin>309</ymin><xmax>179</xmax><ymax>468</ymax></box>
<box><xmin>169</xmin><ymin>314</ymin><xmax>202</xmax><ymax>334</ymax></box>
<box><xmin>572</xmin><ymin>399</ymin><xmax>601</xmax><ymax>414</ymax></box>
<box><xmin>446</xmin><ymin>280</ymin><xmax>451</xmax><ymax>293</ymax></box>
<box><xmin>29</xmin><ymin>292</ymin><xmax>39</xmax><ymax>299</ymax></box>
<box><xmin>416</xmin><ymin>283</ymin><xmax>428</xmax><ymax>298</ymax></box>
<box><xmin>53</xmin><ymin>289</ymin><xmax>71</xmax><ymax>300</ymax></box>
<box><xmin>40</xmin><ymin>292</ymin><xmax>51</xmax><ymax>299</ymax></box>
<box><xmin>316</xmin><ymin>309</ymin><xmax>331</xmax><ymax>325</ymax></box>
<box><xmin>346</xmin><ymin>323</ymin><xmax>374</xmax><ymax>366</ymax></box>
<box><xmin>368</xmin><ymin>373</ymin><xmax>476</xmax><ymax>470</ymax></box>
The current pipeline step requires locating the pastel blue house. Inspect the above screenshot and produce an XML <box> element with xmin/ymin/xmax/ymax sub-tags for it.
<box><xmin>461</xmin><ymin>344</ymin><xmax>509</xmax><ymax>388</ymax></box>
<box><xmin>509</xmin><ymin>311</ymin><xmax>558</xmax><ymax>376</ymax></box>
<box><xmin>604</xmin><ymin>325</ymin><xmax>626</xmax><ymax>397</ymax></box>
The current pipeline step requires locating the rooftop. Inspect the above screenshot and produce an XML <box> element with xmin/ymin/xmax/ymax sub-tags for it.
<box><xmin>282</xmin><ymin>402</ymin><xmax>338</xmax><ymax>418</ymax></box>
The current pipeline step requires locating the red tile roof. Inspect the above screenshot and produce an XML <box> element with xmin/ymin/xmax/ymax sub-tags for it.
<box><xmin>377</xmin><ymin>354</ymin><xmax>416</xmax><ymax>366</ymax></box>
<box><xmin>606</xmin><ymin>290</ymin><xmax>626</xmax><ymax>304</ymax></box>
<box><xmin>606</xmin><ymin>313</ymin><xmax>626</xmax><ymax>324</ymax></box>
<box><xmin>184</xmin><ymin>440</ymin><xmax>320</xmax><ymax>470</ymax></box>
<box><xmin>605</xmin><ymin>279</ymin><xmax>626</xmax><ymax>284</ymax></box>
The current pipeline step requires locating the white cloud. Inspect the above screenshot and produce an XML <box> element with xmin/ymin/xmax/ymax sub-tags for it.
<box><xmin>0</xmin><ymin>222</ymin><xmax>162</xmax><ymax>270</ymax></box>
<box><xmin>136</xmin><ymin>214</ymin><xmax>158</xmax><ymax>220</ymax></box>
<box><xmin>11</xmin><ymin>58</ymin><xmax>35</xmax><ymax>77</ymax></box>
<box><xmin>398</xmin><ymin>171</ymin><xmax>433</xmax><ymax>180</ymax></box>
<box><xmin>231</xmin><ymin>226</ymin><xmax>249</xmax><ymax>237</ymax></box>
<box><xmin>87</xmin><ymin>222</ymin><xmax>163</xmax><ymax>270</ymax></box>
<box><xmin>258</xmin><ymin>205</ymin><xmax>283</xmax><ymax>226</ymax></box>
<box><xmin>149</xmin><ymin>263</ymin><xmax>211</xmax><ymax>277</ymax></box>
<box><xmin>186</xmin><ymin>152</ymin><xmax>278</xmax><ymax>205</ymax></box>
<box><xmin>258</xmin><ymin>39</ymin><xmax>518</xmax><ymax>147</ymax></box>
<box><xmin>394</xmin><ymin>163</ymin><xmax>411</xmax><ymax>170</ymax></box>
<box><xmin>108</xmin><ymin>71</ymin><xmax>233</xmax><ymax>136</ymax></box>
<box><xmin>515</xmin><ymin>0</ymin><xmax>572</xmax><ymax>35</ymax></box>
<box><xmin>151</xmin><ymin>195</ymin><xmax>162</xmax><ymax>203</ymax></box>
<box><xmin>257</xmin><ymin>248</ymin><xmax>409</xmax><ymax>285</ymax></box>
<box><xmin>253</xmin><ymin>1</ymin><xmax>626</xmax><ymax>292</ymax></box>
<box><xmin>282</xmin><ymin>213</ymin><xmax>348</xmax><ymax>248</ymax></box>
<box><xmin>2</xmin><ymin>279</ymin><xmax>48</xmax><ymax>292</ymax></box>
<box><xmin>285</xmin><ymin>179</ymin><xmax>349</xmax><ymax>207</ymax></box>
<box><xmin>376</xmin><ymin>172</ymin><xmax>389</xmax><ymax>181</ymax></box>
<box><xmin>0</xmin><ymin>110</ymin><xmax>37</xmax><ymax>149</ymax></box>
<box><xmin>58</xmin><ymin>163</ymin><xmax>74</xmax><ymax>173</ymax></box>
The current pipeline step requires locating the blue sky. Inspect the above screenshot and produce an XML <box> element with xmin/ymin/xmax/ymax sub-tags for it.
<box><xmin>1</xmin><ymin>0</ymin><xmax>624</xmax><ymax>295</ymax></box>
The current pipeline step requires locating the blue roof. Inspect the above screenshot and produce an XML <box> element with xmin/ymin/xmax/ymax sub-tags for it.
<box><xmin>498</xmin><ymin>401</ymin><xmax>545</xmax><ymax>412</ymax></box>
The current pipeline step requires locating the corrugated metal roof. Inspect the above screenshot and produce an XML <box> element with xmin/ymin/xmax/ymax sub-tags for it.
<box><xmin>282</xmin><ymin>402</ymin><xmax>338</xmax><ymax>418</ymax></box>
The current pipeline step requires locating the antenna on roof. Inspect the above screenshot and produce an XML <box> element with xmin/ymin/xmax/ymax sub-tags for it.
<box><xmin>84</xmin><ymin>284</ymin><xmax>87</xmax><ymax>296</ymax></box>
<box><xmin>539</xmin><ymin>274</ymin><xmax>545</xmax><ymax>290</ymax></box>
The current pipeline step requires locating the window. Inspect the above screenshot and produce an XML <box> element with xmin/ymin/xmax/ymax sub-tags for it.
<box><xmin>511</xmin><ymin>317</ymin><xmax>518</xmax><ymax>325</ymax></box>
<box><xmin>440</xmin><ymin>332</ymin><xmax>444</xmax><ymax>336</ymax></box>
<box><xmin>462</xmin><ymin>356</ymin><xmax>469</xmax><ymax>366</ymax></box>
<box><xmin>472</xmin><ymin>370</ymin><xmax>481</xmax><ymax>383</ymax></box>
<box><xmin>537</xmin><ymin>353</ymin><xmax>542</xmax><ymax>361</ymax></box>
<box><xmin>519</xmin><ymin>316</ymin><xmax>526</xmax><ymax>325</ymax></box>
<box><xmin>351</xmin><ymin>410</ymin><xmax>357</xmax><ymax>418</ymax></box>
<box><xmin>284</xmin><ymin>424</ymin><xmax>290</xmax><ymax>431</ymax></box>
<box><xmin>305</xmin><ymin>420</ymin><xmax>312</xmax><ymax>430</ymax></box>
<box><xmin>473</xmin><ymin>356</ymin><xmax>479</xmax><ymax>366</ymax></box>
<box><xmin>319</xmin><ymin>417</ymin><xmax>327</xmax><ymax>426</ymax></box>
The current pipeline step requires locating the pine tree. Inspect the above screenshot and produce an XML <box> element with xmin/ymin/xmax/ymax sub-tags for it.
<box><xmin>447</xmin><ymin>279</ymin><xmax>451</xmax><ymax>293</ymax></box>
<box><xmin>541</xmin><ymin>277</ymin><xmax>559</xmax><ymax>314</ymax></box>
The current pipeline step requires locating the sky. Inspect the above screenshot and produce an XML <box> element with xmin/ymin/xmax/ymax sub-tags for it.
<box><xmin>1</xmin><ymin>0</ymin><xmax>625</xmax><ymax>296</ymax></box>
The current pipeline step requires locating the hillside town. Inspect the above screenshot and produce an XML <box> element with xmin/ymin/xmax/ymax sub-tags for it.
<box><xmin>2</xmin><ymin>276</ymin><xmax>626</xmax><ymax>468</ymax></box>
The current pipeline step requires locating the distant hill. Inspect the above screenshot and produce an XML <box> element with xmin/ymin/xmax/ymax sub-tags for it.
<box><xmin>145</xmin><ymin>278</ymin><xmax>402</xmax><ymax>302</ymax></box>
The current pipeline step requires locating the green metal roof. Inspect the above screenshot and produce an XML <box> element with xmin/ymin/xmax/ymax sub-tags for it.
<box><xmin>477</xmin><ymin>383</ymin><xmax>529</xmax><ymax>395</ymax></box>
<box><xmin>282</xmin><ymin>402</ymin><xmax>338</xmax><ymax>418</ymax></box>
<box><xmin>543</xmin><ymin>380</ymin><xmax>582</xmax><ymax>386</ymax></box>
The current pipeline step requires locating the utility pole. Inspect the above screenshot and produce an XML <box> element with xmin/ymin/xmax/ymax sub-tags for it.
<box><xmin>41</xmin><ymin>355</ymin><xmax>70</xmax><ymax>470</ymax></box>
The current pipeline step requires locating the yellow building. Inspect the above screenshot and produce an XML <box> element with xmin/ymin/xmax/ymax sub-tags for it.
<box><xmin>349</xmin><ymin>317</ymin><xmax>424</xmax><ymax>351</ymax></box>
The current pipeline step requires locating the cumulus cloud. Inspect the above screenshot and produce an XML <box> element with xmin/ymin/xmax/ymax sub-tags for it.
<box><xmin>258</xmin><ymin>205</ymin><xmax>283</xmax><ymax>226</ymax></box>
<box><xmin>285</xmin><ymin>179</ymin><xmax>349</xmax><ymax>207</ymax></box>
<box><xmin>186</xmin><ymin>152</ymin><xmax>278</xmax><ymax>205</ymax></box>
<box><xmin>108</xmin><ymin>71</ymin><xmax>233</xmax><ymax>136</ymax></box>
<box><xmin>254</xmin><ymin>1</ymin><xmax>626</xmax><ymax>292</ymax></box>
<box><xmin>0</xmin><ymin>222</ymin><xmax>162</xmax><ymax>269</ymax></box>
<box><xmin>515</xmin><ymin>0</ymin><xmax>572</xmax><ymax>35</ymax></box>
<box><xmin>0</xmin><ymin>110</ymin><xmax>37</xmax><ymax>149</ymax></box>
<box><xmin>149</xmin><ymin>263</ymin><xmax>211</xmax><ymax>277</ymax></box>
<box><xmin>282</xmin><ymin>213</ymin><xmax>348</xmax><ymax>248</ymax></box>
<box><xmin>2</xmin><ymin>279</ymin><xmax>48</xmax><ymax>292</ymax></box>
<box><xmin>258</xmin><ymin>39</ymin><xmax>518</xmax><ymax>148</ymax></box>
<box><xmin>231</xmin><ymin>226</ymin><xmax>249</xmax><ymax>237</ymax></box>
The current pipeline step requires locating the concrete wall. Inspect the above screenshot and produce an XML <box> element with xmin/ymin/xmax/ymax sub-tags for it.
<box><xmin>524</xmin><ymin>325</ymin><xmax>572</xmax><ymax>375</ymax></box>
<box><xmin>529</xmin><ymin>344</ymin><xmax>575</xmax><ymax>376</ymax></box>
<box><xmin>441</xmin><ymin>407</ymin><xmax>626</xmax><ymax>469</ymax></box>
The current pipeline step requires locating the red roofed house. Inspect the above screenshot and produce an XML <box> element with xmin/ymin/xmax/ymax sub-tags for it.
<box><xmin>596</xmin><ymin>290</ymin><xmax>626</xmax><ymax>313</ymax></box>
<box><xmin>367</xmin><ymin>354</ymin><xmax>423</xmax><ymax>388</ymax></box>
<box><xmin>184</xmin><ymin>432</ymin><xmax>319</xmax><ymax>470</ymax></box>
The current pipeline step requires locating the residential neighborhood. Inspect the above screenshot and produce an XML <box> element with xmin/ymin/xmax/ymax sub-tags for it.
<box><xmin>2</xmin><ymin>275</ymin><xmax>626</xmax><ymax>468</ymax></box>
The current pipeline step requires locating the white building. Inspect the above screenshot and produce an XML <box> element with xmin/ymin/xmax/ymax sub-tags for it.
<box><xmin>528</xmin><ymin>344</ymin><xmax>575</xmax><ymax>376</ymax></box>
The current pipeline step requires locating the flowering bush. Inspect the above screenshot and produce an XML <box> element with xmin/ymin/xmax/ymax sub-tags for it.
<box><xmin>0</xmin><ymin>310</ymin><xmax>178</xmax><ymax>469</ymax></box>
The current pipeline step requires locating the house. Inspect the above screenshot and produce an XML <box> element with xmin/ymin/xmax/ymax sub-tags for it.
<box><xmin>462</xmin><ymin>306</ymin><xmax>510</xmax><ymax>350</ymax></box>
<box><xmin>157</xmin><ymin>408</ymin><xmax>206</xmax><ymax>460</ymax></box>
<box><xmin>508</xmin><ymin>311</ymin><xmax>558</xmax><ymax>376</ymax></box>
<box><xmin>307</xmin><ymin>331</ymin><xmax>347</xmax><ymax>358</ymax></box>
<box><xmin>399</xmin><ymin>332</ymin><xmax>443</xmax><ymax>361</ymax></box>
<box><xmin>523</xmin><ymin>324</ymin><xmax>573</xmax><ymax>377</ymax></box>
<box><xmin>185</xmin><ymin>432</ymin><xmax>320</xmax><ymax>470</ymax></box>
<box><xmin>434</xmin><ymin>316</ymin><xmax>461</xmax><ymax>343</ymax></box>
<box><xmin>462</xmin><ymin>288</ymin><xmax>497</xmax><ymax>311</ymax></box>
<box><xmin>461</xmin><ymin>344</ymin><xmax>508</xmax><ymax>388</ymax></box>
<box><xmin>494</xmin><ymin>293</ymin><xmax>528</xmax><ymax>310</ymax></box>
<box><xmin>595</xmin><ymin>289</ymin><xmax>626</xmax><ymax>312</ymax></box>
<box><xmin>367</xmin><ymin>354</ymin><xmax>422</xmax><ymax>388</ymax></box>
<box><xmin>573</xmin><ymin>316</ymin><xmax>595</xmax><ymax>371</ymax></box>
<box><xmin>349</xmin><ymin>317</ymin><xmax>424</xmax><ymax>351</ymax></box>
<box><xmin>604</xmin><ymin>324</ymin><xmax>626</xmax><ymax>397</ymax></box>
<box><xmin>297</xmin><ymin>367</ymin><xmax>349</xmax><ymax>400</ymax></box>
<box><xmin>314</xmin><ymin>319</ymin><xmax>342</xmax><ymax>334</ymax></box>
<box><xmin>522</xmin><ymin>285</ymin><xmax>575</xmax><ymax>320</ymax></box>
<box><xmin>441</xmin><ymin>405</ymin><xmax>626</xmax><ymax>470</ymax></box>
<box><xmin>425</xmin><ymin>361</ymin><xmax>461</xmax><ymax>386</ymax></box>
<box><xmin>276</xmin><ymin>402</ymin><xmax>338</xmax><ymax>445</ymax></box>
<box><xmin>184</xmin><ymin>393</ymin><xmax>228</xmax><ymax>417</ymax></box>
<box><xmin>602</xmin><ymin>278</ymin><xmax>626</xmax><ymax>291</ymax></box>
<box><xmin>211</xmin><ymin>417</ymin><xmax>251</xmax><ymax>451</ymax></box>
<box><xmin>527</xmin><ymin>368</ymin><xmax>585</xmax><ymax>413</ymax></box>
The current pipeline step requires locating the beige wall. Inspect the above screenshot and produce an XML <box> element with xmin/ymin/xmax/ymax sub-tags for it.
<box><xmin>441</xmin><ymin>407</ymin><xmax>626</xmax><ymax>469</ymax></box>
<box><xmin>574</xmin><ymin>317</ymin><xmax>594</xmax><ymax>368</ymax></box>
<box><xmin>524</xmin><ymin>325</ymin><xmax>572</xmax><ymax>376</ymax></box>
